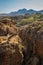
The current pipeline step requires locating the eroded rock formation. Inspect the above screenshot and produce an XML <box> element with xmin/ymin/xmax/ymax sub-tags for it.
<box><xmin>0</xmin><ymin>43</ymin><xmax>23</xmax><ymax>65</ymax></box>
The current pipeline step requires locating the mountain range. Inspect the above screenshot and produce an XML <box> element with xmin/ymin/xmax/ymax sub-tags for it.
<box><xmin>0</xmin><ymin>8</ymin><xmax>43</xmax><ymax>16</ymax></box>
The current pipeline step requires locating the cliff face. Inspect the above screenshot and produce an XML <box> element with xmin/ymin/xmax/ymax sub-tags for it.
<box><xmin>35</xmin><ymin>31</ymin><xmax>43</xmax><ymax>57</ymax></box>
<box><xmin>19</xmin><ymin>22</ymin><xmax>43</xmax><ymax>65</ymax></box>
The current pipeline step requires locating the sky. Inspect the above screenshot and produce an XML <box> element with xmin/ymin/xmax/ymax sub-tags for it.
<box><xmin>0</xmin><ymin>0</ymin><xmax>43</xmax><ymax>13</ymax></box>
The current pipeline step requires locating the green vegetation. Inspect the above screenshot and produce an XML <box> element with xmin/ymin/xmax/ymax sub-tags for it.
<box><xmin>0</xmin><ymin>14</ymin><xmax>43</xmax><ymax>27</ymax></box>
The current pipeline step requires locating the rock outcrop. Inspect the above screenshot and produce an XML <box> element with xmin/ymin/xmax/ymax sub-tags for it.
<box><xmin>0</xmin><ymin>16</ymin><xmax>43</xmax><ymax>65</ymax></box>
<box><xmin>0</xmin><ymin>43</ymin><xmax>23</xmax><ymax>65</ymax></box>
<box><xmin>0</xmin><ymin>19</ymin><xmax>18</xmax><ymax>36</ymax></box>
<box><xmin>19</xmin><ymin>22</ymin><xmax>43</xmax><ymax>65</ymax></box>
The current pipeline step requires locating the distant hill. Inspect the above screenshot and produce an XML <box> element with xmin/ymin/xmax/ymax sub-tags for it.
<box><xmin>0</xmin><ymin>8</ymin><xmax>43</xmax><ymax>16</ymax></box>
<box><xmin>9</xmin><ymin>9</ymin><xmax>43</xmax><ymax>16</ymax></box>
